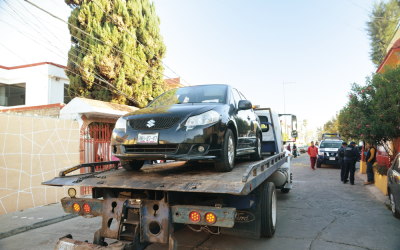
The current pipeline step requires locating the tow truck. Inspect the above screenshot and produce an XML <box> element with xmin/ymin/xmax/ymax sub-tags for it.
<box><xmin>42</xmin><ymin>108</ymin><xmax>296</xmax><ymax>250</ymax></box>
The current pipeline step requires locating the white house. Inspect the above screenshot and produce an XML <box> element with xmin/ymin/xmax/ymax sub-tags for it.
<box><xmin>0</xmin><ymin>62</ymin><xmax>70</xmax><ymax>109</ymax></box>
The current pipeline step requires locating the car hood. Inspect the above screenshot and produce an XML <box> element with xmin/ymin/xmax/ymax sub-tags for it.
<box><xmin>123</xmin><ymin>104</ymin><xmax>221</xmax><ymax>120</ymax></box>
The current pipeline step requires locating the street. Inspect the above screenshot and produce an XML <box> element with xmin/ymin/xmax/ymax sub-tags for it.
<box><xmin>0</xmin><ymin>155</ymin><xmax>399</xmax><ymax>250</ymax></box>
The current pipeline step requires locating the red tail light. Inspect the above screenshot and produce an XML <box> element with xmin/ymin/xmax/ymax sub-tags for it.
<box><xmin>83</xmin><ymin>203</ymin><xmax>91</xmax><ymax>213</ymax></box>
<box><xmin>189</xmin><ymin>211</ymin><xmax>200</xmax><ymax>223</ymax></box>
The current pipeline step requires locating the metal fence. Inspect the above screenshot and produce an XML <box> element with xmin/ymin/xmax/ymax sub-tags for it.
<box><xmin>81</xmin><ymin>123</ymin><xmax>114</xmax><ymax>195</ymax></box>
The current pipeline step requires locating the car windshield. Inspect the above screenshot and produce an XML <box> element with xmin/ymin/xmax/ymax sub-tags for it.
<box><xmin>148</xmin><ymin>85</ymin><xmax>228</xmax><ymax>107</ymax></box>
<box><xmin>320</xmin><ymin>141</ymin><xmax>342</xmax><ymax>148</ymax></box>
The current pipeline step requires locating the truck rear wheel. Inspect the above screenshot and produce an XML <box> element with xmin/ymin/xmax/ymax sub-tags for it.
<box><xmin>215</xmin><ymin>129</ymin><xmax>235</xmax><ymax>172</ymax></box>
<box><xmin>121</xmin><ymin>160</ymin><xmax>145</xmax><ymax>171</ymax></box>
<box><xmin>260</xmin><ymin>182</ymin><xmax>277</xmax><ymax>237</ymax></box>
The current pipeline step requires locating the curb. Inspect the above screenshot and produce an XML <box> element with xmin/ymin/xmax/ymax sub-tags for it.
<box><xmin>0</xmin><ymin>213</ymin><xmax>78</xmax><ymax>240</ymax></box>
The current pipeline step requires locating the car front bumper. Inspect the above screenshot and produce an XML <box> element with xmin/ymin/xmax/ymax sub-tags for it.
<box><xmin>111</xmin><ymin>121</ymin><xmax>225</xmax><ymax>161</ymax></box>
<box><xmin>318</xmin><ymin>155</ymin><xmax>340</xmax><ymax>165</ymax></box>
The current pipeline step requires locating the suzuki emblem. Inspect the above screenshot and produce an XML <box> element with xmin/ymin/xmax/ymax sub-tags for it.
<box><xmin>147</xmin><ymin>119</ymin><xmax>155</xmax><ymax>128</ymax></box>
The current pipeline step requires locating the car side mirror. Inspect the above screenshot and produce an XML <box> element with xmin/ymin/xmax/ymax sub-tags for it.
<box><xmin>238</xmin><ymin>100</ymin><xmax>252</xmax><ymax>110</ymax></box>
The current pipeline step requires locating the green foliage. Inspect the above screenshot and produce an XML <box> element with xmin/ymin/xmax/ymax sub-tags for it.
<box><xmin>65</xmin><ymin>0</ymin><xmax>167</xmax><ymax>107</ymax></box>
<box><xmin>373</xmin><ymin>161</ymin><xmax>388</xmax><ymax>175</ymax></box>
<box><xmin>338</xmin><ymin>66</ymin><xmax>400</xmax><ymax>156</ymax></box>
<box><xmin>366</xmin><ymin>0</ymin><xmax>400</xmax><ymax>67</ymax></box>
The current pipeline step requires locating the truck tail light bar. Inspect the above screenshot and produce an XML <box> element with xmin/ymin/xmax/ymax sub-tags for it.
<box><xmin>61</xmin><ymin>198</ymin><xmax>103</xmax><ymax>217</ymax></box>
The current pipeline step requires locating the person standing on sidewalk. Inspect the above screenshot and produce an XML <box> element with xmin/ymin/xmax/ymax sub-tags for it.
<box><xmin>293</xmin><ymin>143</ymin><xmax>297</xmax><ymax>158</ymax></box>
<box><xmin>307</xmin><ymin>141</ymin><xmax>319</xmax><ymax>170</ymax></box>
<box><xmin>344</xmin><ymin>141</ymin><xmax>361</xmax><ymax>185</ymax></box>
<box><xmin>337</xmin><ymin>142</ymin><xmax>347</xmax><ymax>182</ymax></box>
<box><xmin>363</xmin><ymin>142</ymin><xmax>376</xmax><ymax>185</ymax></box>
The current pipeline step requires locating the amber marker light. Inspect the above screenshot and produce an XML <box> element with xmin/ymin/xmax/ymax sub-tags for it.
<box><xmin>73</xmin><ymin>203</ymin><xmax>80</xmax><ymax>212</ymax></box>
<box><xmin>83</xmin><ymin>204</ymin><xmax>91</xmax><ymax>213</ymax></box>
<box><xmin>189</xmin><ymin>211</ymin><xmax>201</xmax><ymax>223</ymax></box>
<box><xmin>205</xmin><ymin>213</ymin><xmax>216</xmax><ymax>224</ymax></box>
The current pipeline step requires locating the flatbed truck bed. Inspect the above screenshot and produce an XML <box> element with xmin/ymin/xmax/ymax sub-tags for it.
<box><xmin>43</xmin><ymin>153</ymin><xmax>292</xmax><ymax>250</ymax></box>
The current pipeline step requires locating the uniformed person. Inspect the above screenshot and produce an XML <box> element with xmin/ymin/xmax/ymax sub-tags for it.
<box><xmin>337</xmin><ymin>142</ymin><xmax>347</xmax><ymax>182</ymax></box>
<box><xmin>343</xmin><ymin>141</ymin><xmax>361</xmax><ymax>185</ymax></box>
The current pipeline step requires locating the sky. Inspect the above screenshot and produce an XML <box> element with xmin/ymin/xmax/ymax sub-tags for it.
<box><xmin>0</xmin><ymin>0</ymin><xmax>380</xmax><ymax>131</ymax></box>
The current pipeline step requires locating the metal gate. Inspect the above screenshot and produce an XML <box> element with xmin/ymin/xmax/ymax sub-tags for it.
<box><xmin>81</xmin><ymin>123</ymin><xmax>114</xmax><ymax>195</ymax></box>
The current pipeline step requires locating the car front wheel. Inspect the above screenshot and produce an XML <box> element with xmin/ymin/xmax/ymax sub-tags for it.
<box><xmin>389</xmin><ymin>190</ymin><xmax>400</xmax><ymax>219</ymax></box>
<box><xmin>215</xmin><ymin>129</ymin><xmax>235</xmax><ymax>172</ymax></box>
<box><xmin>121</xmin><ymin>160</ymin><xmax>145</xmax><ymax>171</ymax></box>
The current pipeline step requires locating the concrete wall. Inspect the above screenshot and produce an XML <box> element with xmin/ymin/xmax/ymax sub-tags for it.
<box><xmin>0</xmin><ymin>113</ymin><xmax>79</xmax><ymax>215</ymax></box>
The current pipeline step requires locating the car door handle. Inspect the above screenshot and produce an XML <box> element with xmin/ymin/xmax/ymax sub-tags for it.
<box><xmin>247</xmin><ymin>116</ymin><xmax>251</xmax><ymax>120</ymax></box>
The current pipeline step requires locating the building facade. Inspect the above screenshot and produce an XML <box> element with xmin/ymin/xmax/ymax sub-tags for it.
<box><xmin>0</xmin><ymin>62</ymin><xmax>70</xmax><ymax>109</ymax></box>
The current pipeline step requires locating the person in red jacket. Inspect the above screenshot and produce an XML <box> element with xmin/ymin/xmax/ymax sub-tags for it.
<box><xmin>307</xmin><ymin>141</ymin><xmax>319</xmax><ymax>170</ymax></box>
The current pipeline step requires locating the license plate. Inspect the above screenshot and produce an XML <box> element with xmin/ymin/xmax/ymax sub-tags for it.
<box><xmin>329</xmin><ymin>157</ymin><xmax>335</xmax><ymax>160</ymax></box>
<box><xmin>137</xmin><ymin>133</ymin><xmax>159</xmax><ymax>144</ymax></box>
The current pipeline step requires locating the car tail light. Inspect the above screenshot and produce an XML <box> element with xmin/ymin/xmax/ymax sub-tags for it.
<box><xmin>189</xmin><ymin>211</ymin><xmax>200</xmax><ymax>223</ymax></box>
<box><xmin>83</xmin><ymin>204</ymin><xmax>91</xmax><ymax>213</ymax></box>
<box><xmin>73</xmin><ymin>203</ymin><xmax>80</xmax><ymax>212</ymax></box>
<box><xmin>205</xmin><ymin>213</ymin><xmax>216</xmax><ymax>224</ymax></box>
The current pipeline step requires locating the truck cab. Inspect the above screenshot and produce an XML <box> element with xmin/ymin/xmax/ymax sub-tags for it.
<box><xmin>317</xmin><ymin>133</ymin><xmax>343</xmax><ymax>168</ymax></box>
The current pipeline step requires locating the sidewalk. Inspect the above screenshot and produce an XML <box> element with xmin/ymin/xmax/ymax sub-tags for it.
<box><xmin>0</xmin><ymin>202</ymin><xmax>77</xmax><ymax>239</ymax></box>
<box><xmin>355</xmin><ymin>169</ymin><xmax>390</xmax><ymax>205</ymax></box>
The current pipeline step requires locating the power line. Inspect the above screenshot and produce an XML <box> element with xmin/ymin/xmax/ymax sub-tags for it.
<box><xmin>91</xmin><ymin>0</ymin><xmax>191</xmax><ymax>86</ymax></box>
<box><xmin>346</xmin><ymin>0</ymin><xmax>372</xmax><ymax>15</ymax></box>
<box><xmin>24</xmin><ymin>0</ymin><xmax>188</xmax><ymax>90</ymax></box>
<box><xmin>0</xmin><ymin>17</ymin><xmax>141</xmax><ymax>106</ymax></box>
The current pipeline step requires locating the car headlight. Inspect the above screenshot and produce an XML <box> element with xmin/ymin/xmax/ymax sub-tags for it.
<box><xmin>186</xmin><ymin>110</ymin><xmax>220</xmax><ymax>129</ymax></box>
<box><xmin>115</xmin><ymin>117</ymin><xmax>127</xmax><ymax>130</ymax></box>
<box><xmin>318</xmin><ymin>151</ymin><xmax>324</xmax><ymax>156</ymax></box>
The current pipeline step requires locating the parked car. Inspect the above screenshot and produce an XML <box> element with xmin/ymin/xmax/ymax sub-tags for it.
<box><xmin>300</xmin><ymin>146</ymin><xmax>308</xmax><ymax>154</ymax></box>
<box><xmin>111</xmin><ymin>84</ymin><xmax>263</xmax><ymax>172</ymax></box>
<box><xmin>317</xmin><ymin>135</ymin><xmax>343</xmax><ymax>168</ymax></box>
<box><xmin>388</xmin><ymin>154</ymin><xmax>400</xmax><ymax>219</ymax></box>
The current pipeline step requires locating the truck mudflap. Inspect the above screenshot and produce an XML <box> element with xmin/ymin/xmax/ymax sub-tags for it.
<box><xmin>54</xmin><ymin>237</ymin><xmax>126</xmax><ymax>250</ymax></box>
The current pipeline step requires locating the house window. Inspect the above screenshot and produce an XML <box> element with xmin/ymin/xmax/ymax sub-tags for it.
<box><xmin>64</xmin><ymin>84</ymin><xmax>72</xmax><ymax>104</ymax></box>
<box><xmin>0</xmin><ymin>83</ymin><xmax>26</xmax><ymax>107</ymax></box>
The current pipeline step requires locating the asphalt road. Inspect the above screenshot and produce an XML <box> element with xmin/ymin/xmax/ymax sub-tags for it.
<box><xmin>1</xmin><ymin>155</ymin><xmax>400</xmax><ymax>250</ymax></box>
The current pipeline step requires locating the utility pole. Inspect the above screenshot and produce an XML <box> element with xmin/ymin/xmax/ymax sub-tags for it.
<box><xmin>283</xmin><ymin>81</ymin><xmax>295</xmax><ymax>134</ymax></box>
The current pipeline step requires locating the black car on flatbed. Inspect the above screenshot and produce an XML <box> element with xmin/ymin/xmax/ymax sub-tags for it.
<box><xmin>317</xmin><ymin>133</ymin><xmax>343</xmax><ymax>168</ymax></box>
<box><xmin>112</xmin><ymin>84</ymin><xmax>263</xmax><ymax>172</ymax></box>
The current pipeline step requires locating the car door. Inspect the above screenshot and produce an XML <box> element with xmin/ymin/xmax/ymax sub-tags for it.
<box><xmin>237</xmin><ymin>90</ymin><xmax>258</xmax><ymax>148</ymax></box>
<box><xmin>231</xmin><ymin>88</ymin><xmax>250</xmax><ymax>151</ymax></box>
<box><xmin>389</xmin><ymin>155</ymin><xmax>400</xmax><ymax>206</ymax></box>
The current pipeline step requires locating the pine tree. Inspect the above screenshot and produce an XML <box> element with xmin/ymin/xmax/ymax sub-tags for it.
<box><xmin>64</xmin><ymin>0</ymin><xmax>167</xmax><ymax>107</ymax></box>
<box><xmin>366</xmin><ymin>0</ymin><xmax>400</xmax><ymax>67</ymax></box>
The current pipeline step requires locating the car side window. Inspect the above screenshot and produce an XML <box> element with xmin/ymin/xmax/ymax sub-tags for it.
<box><xmin>229</xmin><ymin>91</ymin><xmax>236</xmax><ymax>108</ymax></box>
<box><xmin>232</xmin><ymin>89</ymin><xmax>242</xmax><ymax>106</ymax></box>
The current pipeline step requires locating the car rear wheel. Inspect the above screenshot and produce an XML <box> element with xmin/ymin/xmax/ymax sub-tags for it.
<box><xmin>389</xmin><ymin>190</ymin><xmax>400</xmax><ymax>219</ymax></box>
<box><xmin>215</xmin><ymin>129</ymin><xmax>235</xmax><ymax>172</ymax></box>
<box><xmin>121</xmin><ymin>160</ymin><xmax>145</xmax><ymax>171</ymax></box>
<box><xmin>250</xmin><ymin>134</ymin><xmax>263</xmax><ymax>161</ymax></box>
